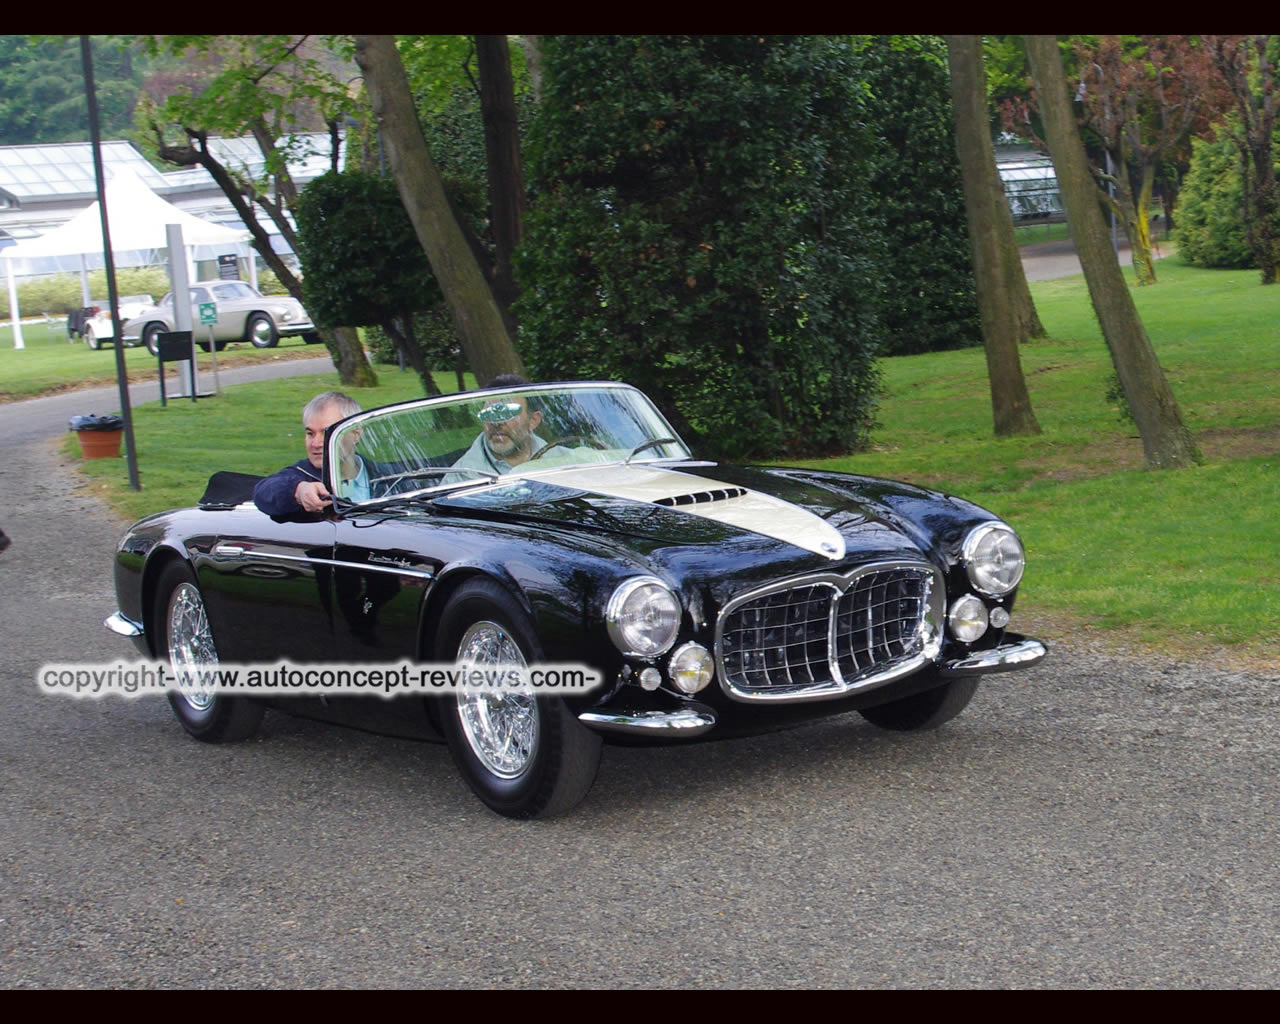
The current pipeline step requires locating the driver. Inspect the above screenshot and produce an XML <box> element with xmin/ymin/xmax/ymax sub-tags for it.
<box><xmin>448</xmin><ymin>374</ymin><xmax>554</xmax><ymax>475</ymax></box>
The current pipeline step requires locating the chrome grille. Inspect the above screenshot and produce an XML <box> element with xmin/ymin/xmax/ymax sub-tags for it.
<box><xmin>716</xmin><ymin>562</ymin><xmax>943</xmax><ymax>703</ymax></box>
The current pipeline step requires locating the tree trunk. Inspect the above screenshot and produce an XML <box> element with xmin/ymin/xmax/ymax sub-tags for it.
<box><xmin>319</xmin><ymin>325</ymin><xmax>378</xmax><ymax>388</ymax></box>
<box><xmin>381</xmin><ymin>314</ymin><xmax>441</xmax><ymax>396</ymax></box>
<box><xmin>152</xmin><ymin>129</ymin><xmax>376</xmax><ymax>387</ymax></box>
<box><xmin>1248</xmin><ymin>137</ymin><xmax>1278</xmax><ymax>284</ymax></box>
<box><xmin>475</xmin><ymin>34</ymin><xmax>525</xmax><ymax>335</ymax></box>
<box><xmin>1206</xmin><ymin>36</ymin><xmax>1278</xmax><ymax>285</ymax></box>
<box><xmin>1026</xmin><ymin>35</ymin><xmax>1200</xmax><ymax>469</ymax></box>
<box><xmin>1103</xmin><ymin>154</ymin><xmax>1158</xmax><ymax>285</ymax></box>
<box><xmin>520</xmin><ymin>36</ymin><xmax>544</xmax><ymax>103</ymax></box>
<box><xmin>353</xmin><ymin>34</ymin><xmax>526</xmax><ymax>385</ymax></box>
<box><xmin>945</xmin><ymin>36</ymin><xmax>1042</xmax><ymax>437</ymax></box>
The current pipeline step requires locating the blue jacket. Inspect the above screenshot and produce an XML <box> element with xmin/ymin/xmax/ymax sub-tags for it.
<box><xmin>252</xmin><ymin>458</ymin><xmax>322</xmax><ymax>516</ymax></box>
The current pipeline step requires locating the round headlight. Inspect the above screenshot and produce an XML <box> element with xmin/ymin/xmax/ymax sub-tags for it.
<box><xmin>948</xmin><ymin>594</ymin><xmax>989</xmax><ymax>643</ymax></box>
<box><xmin>668</xmin><ymin>642</ymin><xmax>714</xmax><ymax>694</ymax></box>
<box><xmin>962</xmin><ymin>522</ymin><xmax>1026</xmax><ymax>596</ymax></box>
<box><xmin>606</xmin><ymin>577</ymin><xmax>681</xmax><ymax>658</ymax></box>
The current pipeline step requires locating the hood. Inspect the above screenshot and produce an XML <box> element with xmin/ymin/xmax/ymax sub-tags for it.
<box><xmin>433</xmin><ymin>461</ymin><xmax>927</xmax><ymax>564</ymax></box>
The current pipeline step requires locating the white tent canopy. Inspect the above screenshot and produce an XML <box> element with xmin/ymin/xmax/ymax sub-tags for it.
<box><xmin>4</xmin><ymin>167</ymin><xmax>253</xmax><ymax>348</ymax></box>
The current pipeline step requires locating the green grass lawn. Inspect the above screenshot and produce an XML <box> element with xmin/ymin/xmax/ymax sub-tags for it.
<box><xmin>0</xmin><ymin>319</ymin><xmax>328</xmax><ymax>401</ymax></box>
<box><xmin>1013</xmin><ymin>220</ymin><xmax>1072</xmax><ymax>245</ymax></box>
<box><xmin>65</xmin><ymin>259</ymin><xmax>1280</xmax><ymax>665</ymax></box>
<box><xmin>784</xmin><ymin>259</ymin><xmax>1280</xmax><ymax>663</ymax></box>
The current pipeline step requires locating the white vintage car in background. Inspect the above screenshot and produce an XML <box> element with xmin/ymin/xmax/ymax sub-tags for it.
<box><xmin>79</xmin><ymin>294</ymin><xmax>155</xmax><ymax>350</ymax></box>
<box><xmin>120</xmin><ymin>280</ymin><xmax>319</xmax><ymax>353</ymax></box>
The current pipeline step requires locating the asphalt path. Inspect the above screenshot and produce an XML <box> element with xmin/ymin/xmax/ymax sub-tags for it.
<box><xmin>0</xmin><ymin>355</ymin><xmax>334</xmax><ymax>447</ymax></box>
<box><xmin>1</xmin><ymin>269</ymin><xmax>1277</xmax><ymax>988</ymax></box>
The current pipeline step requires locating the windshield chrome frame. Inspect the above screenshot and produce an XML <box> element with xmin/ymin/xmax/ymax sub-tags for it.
<box><xmin>324</xmin><ymin>381</ymin><xmax>691</xmax><ymax>507</ymax></box>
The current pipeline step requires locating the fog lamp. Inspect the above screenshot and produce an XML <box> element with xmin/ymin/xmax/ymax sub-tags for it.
<box><xmin>668</xmin><ymin>642</ymin><xmax>714</xmax><ymax>694</ymax></box>
<box><xmin>948</xmin><ymin>594</ymin><xmax>989</xmax><ymax>643</ymax></box>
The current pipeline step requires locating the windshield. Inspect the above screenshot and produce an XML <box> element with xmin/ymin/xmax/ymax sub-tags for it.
<box><xmin>326</xmin><ymin>382</ymin><xmax>690</xmax><ymax>504</ymax></box>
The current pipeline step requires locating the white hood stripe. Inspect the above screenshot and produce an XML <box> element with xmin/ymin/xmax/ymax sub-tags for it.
<box><xmin>525</xmin><ymin>463</ymin><xmax>846</xmax><ymax>560</ymax></box>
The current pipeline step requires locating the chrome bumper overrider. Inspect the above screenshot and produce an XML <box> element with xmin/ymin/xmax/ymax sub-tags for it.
<box><xmin>579</xmin><ymin>702</ymin><xmax>717</xmax><ymax>737</ymax></box>
<box><xmin>105</xmin><ymin>611</ymin><xmax>144</xmax><ymax>637</ymax></box>
<box><xmin>939</xmin><ymin>635</ymin><xmax>1047</xmax><ymax>677</ymax></box>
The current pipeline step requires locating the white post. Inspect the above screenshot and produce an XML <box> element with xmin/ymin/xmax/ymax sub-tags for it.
<box><xmin>166</xmin><ymin>224</ymin><xmax>198</xmax><ymax>396</ymax></box>
<box><xmin>5</xmin><ymin>258</ymin><xmax>24</xmax><ymax>349</ymax></box>
<box><xmin>79</xmin><ymin>252</ymin><xmax>91</xmax><ymax>307</ymax></box>
<box><xmin>247</xmin><ymin>243</ymin><xmax>258</xmax><ymax>291</ymax></box>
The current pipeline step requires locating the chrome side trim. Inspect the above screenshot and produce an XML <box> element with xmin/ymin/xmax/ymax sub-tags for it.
<box><xmin>105</xmin><ymin>611</ymin><xmax>144</xmax><ymax>637</ymax></box>
<box><xmin>211</xmin><ymin>543</ymin><xmax>434</xmax><ymax>581</ymax></box>
<box><xmin>939</xmin><ymin>635</ymin><xmax>1047</xmax><ymax>677</ymax></box>
<box><xmin>578</xmin><ymin>703</ymin><xmax>717</xmax><ymax>737</ymax></box>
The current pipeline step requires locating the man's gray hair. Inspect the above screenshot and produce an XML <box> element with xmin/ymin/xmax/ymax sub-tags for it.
<box><xmin>302</xmin><ymin>391</ymin><xmax>361</xmax><ymax>425</ymax></box>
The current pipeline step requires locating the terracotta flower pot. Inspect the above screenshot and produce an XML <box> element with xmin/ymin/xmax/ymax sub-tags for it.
<box><xmin>77</xmin><ymin>428</ymin><xmax>123</xmax><ymax>459</ymax></box>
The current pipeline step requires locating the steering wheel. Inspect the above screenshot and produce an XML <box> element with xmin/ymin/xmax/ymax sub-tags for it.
<box><xmin>528</xmin><ymin>436</ymin><xmax>608</xmax><ymax>461</ymax></box>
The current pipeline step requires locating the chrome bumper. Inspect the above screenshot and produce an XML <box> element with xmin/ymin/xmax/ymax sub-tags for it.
<box><xmin>105</xmin><ymin>611</ymin><xmax>144</xmax><ymax>637</ymax></box>
<box><xmin>939</xmin><ymin>635</ymin><xmax>1047</xmax><ymax>677</ymax></box>
<box><xmin>579</xmin><ymin>702</ymin><xmax>717</xmax><ymax>737</ymax></box>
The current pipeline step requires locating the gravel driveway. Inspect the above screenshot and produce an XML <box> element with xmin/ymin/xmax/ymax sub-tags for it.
<box><xmin>1</xmin><ymin>414</ymin><xmax>1277</xmax><ymax>987</ymax></box>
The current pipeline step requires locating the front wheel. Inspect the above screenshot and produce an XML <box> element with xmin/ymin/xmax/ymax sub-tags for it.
<box><xmin>246</xmin><ymin>313</ymin><xmax>278</xmax><ymax>348</ymax></box>
<box><xmin>435</xmin><ymin>579</ymin><xmax>602</xmax><ymax>819</ymax></box>
<box><xmin>858</xmin><ymin>676</ymin><xmax>979</xmax><ymax>732</ymax></box>
<box><xmin>154</xmin><ymin>561</ymin><xmax>263</xmax><ymax>743</ymax></box>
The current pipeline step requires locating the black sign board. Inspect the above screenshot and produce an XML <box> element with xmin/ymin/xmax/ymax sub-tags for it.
<box><xmin>217</xmin><ymin>254</ymin><xmax>239</xmax><ymax>280</ymax></box>
<box><xmin>156</xmin><ymin>331</ymin><xmax>197</xmax><ymax>405</ymax></box>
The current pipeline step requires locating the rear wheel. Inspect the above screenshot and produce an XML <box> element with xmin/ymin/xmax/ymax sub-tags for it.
<box><xmin>143</xmin><ymin>322</ymin><xmax>166</xmax><ymax>357</ymax></box>
<box><xmin>154</xmin><ymin>561</ymin><xmax>263</xmax><ymax>743</ymax></box>
<box><xmin>435</xmin><ymin>579</ymin><xmax>601</xmax><ymax>818</ymax></box>
<box><xmin>246</xmin><ymin>313</ymin><xmax>278</xmax><ymax>348</ymax></box>
<box><xmin>858</xmin><ymin>676</ymin><xmax>979</xmax><ymax>732</ymax></box>
<box><xmin>85</xmin><ymin>325</ymin><xmax>101</xmax><ymax>350</ymax></box>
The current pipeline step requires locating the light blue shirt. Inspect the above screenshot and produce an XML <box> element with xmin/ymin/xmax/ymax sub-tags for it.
<box><xmin>339</xmin><ymin>454</ymin><xmax>371</xmax><ymax>502</ymax></box>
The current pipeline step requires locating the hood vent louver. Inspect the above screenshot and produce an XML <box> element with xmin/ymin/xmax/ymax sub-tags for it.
<box><xmin>655</xmin><ymin>486</ymin><xmax>747</xmax><ymax>508</ymax></box>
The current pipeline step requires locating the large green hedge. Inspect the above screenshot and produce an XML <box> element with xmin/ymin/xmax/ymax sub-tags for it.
<box><xmin>1176</xmin><ymin>119</ymin><xmax>1280</xmax><ymax>270</ymax></box>
<box><xmin>856</xmin><ymin>35</ymin><xmax>981</xmax><ymax>356</ymax></box>
<box><xmin>514</xmin><ymin>36</ymin><xmax>887</xmax><ymax>460</ymax></box>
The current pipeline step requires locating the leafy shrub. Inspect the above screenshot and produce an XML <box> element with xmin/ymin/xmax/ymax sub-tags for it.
<box><xmin>1176</xmin><ymin>119</ymin><xmax>1280</xmax><ymax>269</ymax></box>
<box><xmin>16</xmin><ymin>266</ymin><xmax>171</xmax><ymax>315</ymax></box>
<box><xmin>255</xmin><ymin>267</ymin><xmax>287</xmax><ymax>295</ymax></box>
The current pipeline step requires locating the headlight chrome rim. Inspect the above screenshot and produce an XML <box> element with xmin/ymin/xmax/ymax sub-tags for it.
<box><xmin>606</xmin><ymin>576</ymin><xmax>682</xmax><ymax>658</ymax></box>
<box><xmin>962</xmin><ymin>522</ymin><xmax>1026</xmax><ymax>597</ymax></box>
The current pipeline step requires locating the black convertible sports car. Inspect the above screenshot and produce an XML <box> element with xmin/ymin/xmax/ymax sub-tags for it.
<box><xmin>107</xmin><ymin>381</ymin><xmax>1046</xmax><ymax>818</ymax></box>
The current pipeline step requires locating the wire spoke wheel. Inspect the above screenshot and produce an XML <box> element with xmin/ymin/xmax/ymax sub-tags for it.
<box><xmin>154</xmin><ymin>561</ymin><xmax>263</xmax><ymax>743</ymax></box>
<box><xmin>166</xmin><ymin>581</ymin><xmax>217</xmax><ymax>711</ymax></box>
<box><xmin>454</xmin><ymin>621</ymin><xmax>538</xmax><ymax>779</ymax></box>
<box><xmin>436</xmin><ymin>579</ymin><xmax>602</xmax><ymax>818</ymax></box>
